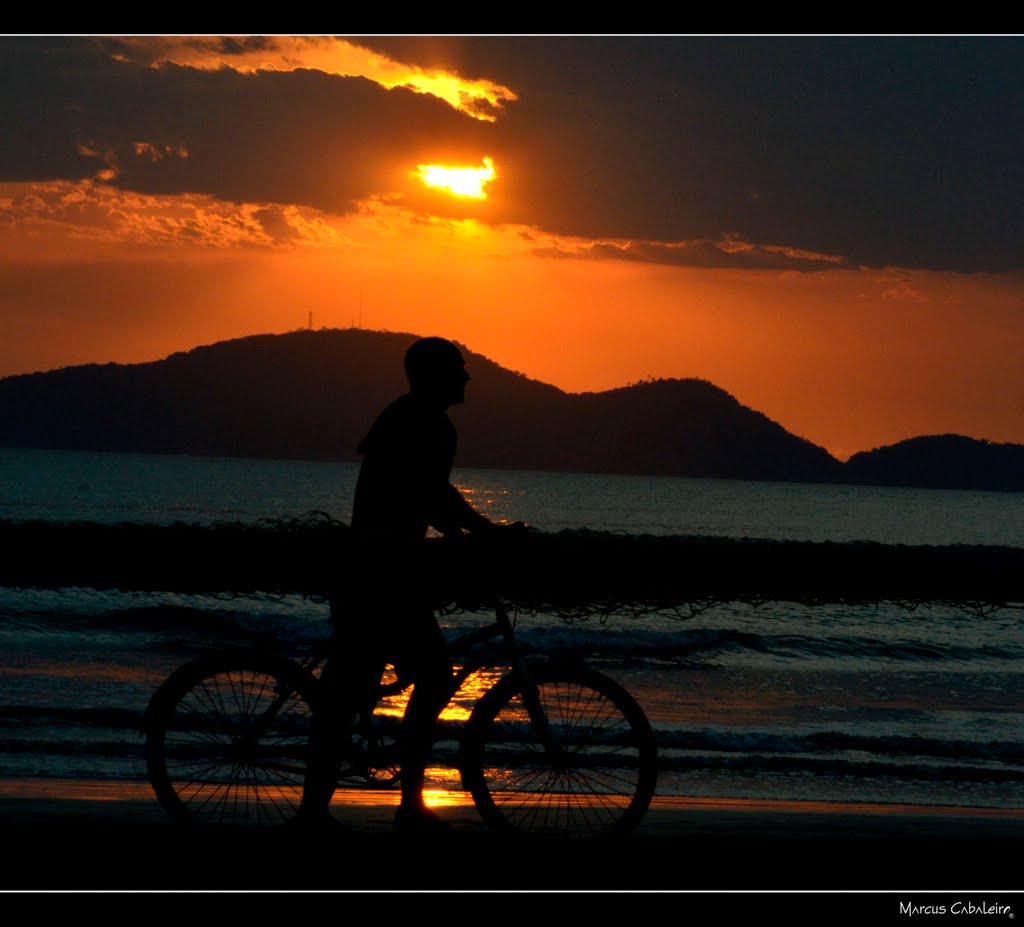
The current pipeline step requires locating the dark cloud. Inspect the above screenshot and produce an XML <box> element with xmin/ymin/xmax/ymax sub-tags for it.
<box><xmin>0</xmin><ymin>38</ymin><xmax>115</xmax><ymax>183</ymax></box>
<box><xmin>3</xmin><ymin>36</ymin><xmax>1024</xmax><ymax>272</ymax></box>
<box><xmin>356</xmin><ymin>36</ymin><xmax>1024</xmax><ymax>272</ymax></box>
<box><xmin>252</xmin><ymin>206</ymin><xmax>298</xmax><ymax>243</ymax></box>
<box><xmin>0</xmin><ymin>38</ymin><xmax>492</xmax><ymax>214</ymax></box>
<box><xmin>205</xmin><ymin>36</ymin><xmax>277</xmax><ymax>56</ymax></box>
<box><xmin>534</xmin><ymin>238</ymin><xmax>845</xmax><ymax>272</ymax></box>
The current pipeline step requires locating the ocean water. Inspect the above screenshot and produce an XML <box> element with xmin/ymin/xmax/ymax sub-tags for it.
<box><xmin>1</xmin><ymin>446</ymin><xmax>1023</xmax><ymax>811</ymax></box>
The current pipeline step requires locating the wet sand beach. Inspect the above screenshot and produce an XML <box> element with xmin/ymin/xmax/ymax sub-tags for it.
<box><xmin>3</xmin><ymin>779</ymin><xmax>1023</xmax><ymax>897</ymax></box>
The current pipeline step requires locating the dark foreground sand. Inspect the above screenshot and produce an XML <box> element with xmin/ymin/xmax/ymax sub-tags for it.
<box><xmin>3</xmin><ymin>779</ymin><xmax>1023</xmax><ymax>904</ymax></box>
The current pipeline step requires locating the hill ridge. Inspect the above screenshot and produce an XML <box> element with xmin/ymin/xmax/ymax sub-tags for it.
<box><xmin>0</xmin><ymin>328</ymin><xmax>1019</xmax><ymax>491</ymax></box>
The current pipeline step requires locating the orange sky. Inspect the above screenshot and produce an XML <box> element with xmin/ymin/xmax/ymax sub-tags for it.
<box><xmin>2</xmin><ymin>36</ymin><xmax>1023</xmax><ymax>460</ymax></box>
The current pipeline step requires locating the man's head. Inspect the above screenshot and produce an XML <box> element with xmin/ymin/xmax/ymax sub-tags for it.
<box><xmin>404</xmin><ymin>337</ymin><xmax>470</xmax><ymax>407</ymax></box>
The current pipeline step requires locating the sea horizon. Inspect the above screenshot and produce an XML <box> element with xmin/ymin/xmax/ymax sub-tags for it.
<box><xmin>1</xmin><ymin>446</ymin><xmax>1021</xmax><ymax>815</ymax></box>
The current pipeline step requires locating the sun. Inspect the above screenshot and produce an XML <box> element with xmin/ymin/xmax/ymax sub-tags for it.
<box><xmin>414</xmin><ymin>157</ymin><xmax>496</xmax><ymax>199</ymax></box>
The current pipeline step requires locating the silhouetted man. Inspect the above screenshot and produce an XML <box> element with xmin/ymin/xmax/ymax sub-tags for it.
<box><xmin>303</xmin><ymin>336</ymin><xmax>498</xmax><ymax>832</ymax></box>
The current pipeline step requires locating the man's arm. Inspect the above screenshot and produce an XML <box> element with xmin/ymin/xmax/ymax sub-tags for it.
<box><xmin>430</xmin><ymin>483</ymin><xmax>498</xmax><ymax>537</ymax></box>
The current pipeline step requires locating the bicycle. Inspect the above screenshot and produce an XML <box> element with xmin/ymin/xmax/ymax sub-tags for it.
<box><xmin>142</xmin><ymin>599</ymin><xmax>658</xmax><ymax>838</ymax></box>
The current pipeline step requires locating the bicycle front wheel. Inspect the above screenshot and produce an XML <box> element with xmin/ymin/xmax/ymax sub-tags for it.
<box><xmin>460</xmin><ymin>665</ymin><xmax>658</xmax><ymax>838</ymax></box>
<box><xmin>144</xmin><ymin>651</ymin><xmax>320</xmax><ymax>827</ymax></box>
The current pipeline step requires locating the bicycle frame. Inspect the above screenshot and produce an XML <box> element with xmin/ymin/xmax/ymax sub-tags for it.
<box><xmin>446</xmin><ymin>603</ymin><xmax>566</xmax><ymax>758</ymax></box>
<box><xmin>143</xmin><ymin>599</ymin><xmax>658</xmax><ymax>835</ymax></box>
<box><xmin>308</xmin><ymin>600</ymin><xmax>569</xmax><ymax>777</ymax></box>
<box><xmin>293</xmin><ymin>601</ymin><xmax>544</xmax><ymax>700</ymax></box>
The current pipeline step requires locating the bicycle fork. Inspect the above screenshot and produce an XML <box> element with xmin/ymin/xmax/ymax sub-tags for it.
<box><xmin>494</xmin><ymin>602</ymin><xmax>569</xmax><ymax>765</ymax></box>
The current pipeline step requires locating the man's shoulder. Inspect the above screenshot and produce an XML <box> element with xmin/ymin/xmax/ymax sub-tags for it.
<box><xmin>385</xmin><ymin>393</ymin><xmax>455</xmax><ymax>424</ymax></box>
<box><xmin>359</xmin><ymin>394</ymin><xmax>453</xmax><ymax>453</ymax></box>
<box><xmin>375</xmin><ymin>393</ymin><xmax>434</xmax><ymax>428</ymax></box>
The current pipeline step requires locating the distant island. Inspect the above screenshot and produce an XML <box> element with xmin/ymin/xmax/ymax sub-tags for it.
<box><xmin>1</xmin><ymin>328</ymin><xmax>1021</xmax><ymax>491</ymax></box>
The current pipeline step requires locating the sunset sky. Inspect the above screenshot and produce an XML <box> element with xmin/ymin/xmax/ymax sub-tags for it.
<box><xmin>1</xmin><ymin>35</ymin><xmax>1022</xmax><ymax>459</ymax></box>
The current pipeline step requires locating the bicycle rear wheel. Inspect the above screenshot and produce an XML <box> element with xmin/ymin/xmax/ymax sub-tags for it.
<box><xmin>144</xmin><ymin>651</ymin><xmax>320</xmax><ymax>827</ymax></box>
<box><xmin>460</xmin><ymin>665</ymin><xmax>658</xmax><ymax>838</ymax></box>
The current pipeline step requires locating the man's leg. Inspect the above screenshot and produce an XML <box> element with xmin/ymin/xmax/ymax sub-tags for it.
<box><xmin>299</xmin><ymin>643</ymin><xmax>345</xmax><ymax>818</ymax></box>
<box><xmin>300</xmin><ymin>606</ymin><xmax>384</xmax><ymax>821</ymax></box>
<box><xmin>393</xmin><ymin>611</ymin><xmax>453</xmax><ymax>825</ymax></box>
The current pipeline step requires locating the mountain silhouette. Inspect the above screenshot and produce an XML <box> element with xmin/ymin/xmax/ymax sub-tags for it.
<box><xmin>844</xmin><ymin>434</ymin><xmax>1024</xmax><ymax>492</ymax></box>
<box><xmin>0</xmin><ymin>329</ymin><xmax>1018</xmax><ymax>490</ymax></box>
